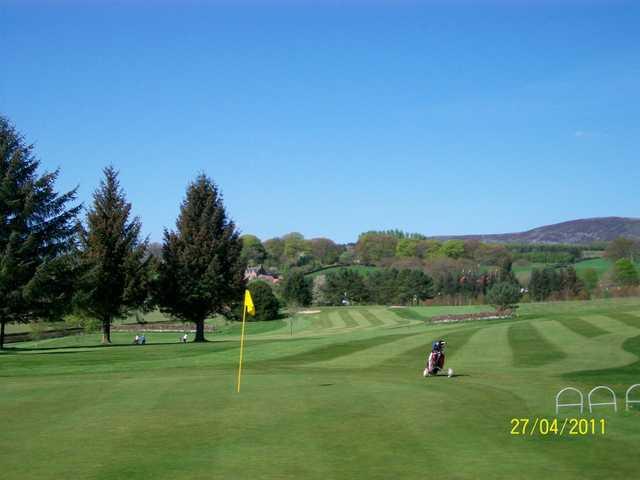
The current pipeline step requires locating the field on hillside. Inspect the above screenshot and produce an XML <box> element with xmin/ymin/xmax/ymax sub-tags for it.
<box><xmin>514</xmin><ymin>257</ymin><xmax>617</xmax><ymax>284</ymax></box>
<box><xmin>2</xmin><ymin>299</ymin><xmax>640</xmax><ymax>479</ymax></box>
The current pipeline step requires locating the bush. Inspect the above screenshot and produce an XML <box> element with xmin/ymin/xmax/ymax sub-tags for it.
<box><xmin>613</xmin><ymin>259</ymin><xmax>639</xmax><ymax>286</ymax></box>
<box><xmin>246</xmin><ymin>281</ymin><xmax>280</xmax><ymax>321</ymax></box>
<box><xmin>280</xmin><ymin>270</ymin><xmax>313</xmax><ymax>307</ymax></box>
<box><xmin>486</xmin><ymin>282</ymin><xmax>521</xmax><ymax>312</ymax></box>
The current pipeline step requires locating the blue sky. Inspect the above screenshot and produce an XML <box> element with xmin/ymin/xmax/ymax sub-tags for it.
<box><xmin>2</xmin><ymin>1</ymin><xmax>639</xmax><ymax>243</ymax></box>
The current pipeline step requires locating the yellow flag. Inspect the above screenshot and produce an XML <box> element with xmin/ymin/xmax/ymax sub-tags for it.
<box><xmin>245</xmin><ymin>289</ymin><xmax>255</xmax><ymax>316</ymax></box>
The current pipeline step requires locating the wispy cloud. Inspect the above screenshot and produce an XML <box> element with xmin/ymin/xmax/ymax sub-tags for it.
<box><xmin>574</xmin><ymin>130</ymin><xmax>607</xmax><ymax>138</ymax></box>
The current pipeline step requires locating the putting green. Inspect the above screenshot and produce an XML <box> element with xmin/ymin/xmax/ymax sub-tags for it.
<box><xmin>1</xmin><ymin>299</ymin><xmax>640</xmax><ymax>479</ymax></box>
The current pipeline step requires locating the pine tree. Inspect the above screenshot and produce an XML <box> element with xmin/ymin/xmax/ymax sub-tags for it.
<box><xmin>281</xmin><ymin>270</ymin><xmax>313</xmax><ymax>307</ymax></box>
<box><xmin>74</xmin><ymin>166</ymin><xmax>151</xmax><ymax>344</ymax></box>
<box><xmin>0</xmin><ymin>116</ymin><xmax>80</xmax><ymax>349</ymax></box>
<box><xmin>155</xmin><ymin>175</ymin><xmax>245</xmax><ymax>342</ymax></box>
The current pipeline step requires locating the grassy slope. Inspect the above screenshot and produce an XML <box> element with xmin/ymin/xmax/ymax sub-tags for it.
<box><xmin>514</xmin><ymin>258</ymin><xmax>617</xmax><ymax>284</ymax></box>
<box><xmin>2</xmin><ymin>299</ymin><xmax>640</xmax><ymax>479</ymax></box>
<box><xmin>306</xmin><ymin>265</ymin><xmax>381</xmax><ymax>278</ymax></box>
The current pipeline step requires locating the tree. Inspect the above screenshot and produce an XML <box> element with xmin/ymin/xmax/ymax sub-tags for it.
<box><xmin>74</xmin><ymin>166</ymin><xmax>152</xmax><ymax>344</ymax></box>
<box><xmin>365</xmin><ymin>269</ymin><xmax>399</xmax><ymax>305</ymax></box>
<box><xmin>439</xmin><ymin>240</ymin><xmax>465</xmax><ymax>259</ymax></box>
<box><xmin>155</xmin><ymin>175</ymin><xmax>245</xmax><ymax>342</ymax></box>
<box><xmin>338</xmin><ymin>249</ymin><xmax>356</xmax><ymax>264</ymax></box>
<box><xmin>613</xmin><ymin>259</ymin><xmax>639</xmax><ymax>286</ymax></box>
<box><xmin>486</xmin><ymin>282</ymin><xmax>521</xmax><ymax>312</ymax></box>
<box><xmin>0</xmin><ymin>116</ymin><xmax>80</xmax><ymax>349</ymax></box>
<box><xmin>246</xmin><ymin>281</ymin><xmax>279</xmax><ymax>321</ymax></box>
<box><xmin>280</xmin><ymin>270</ymin><xmax>312</xmax><ymax>307</ymax></box>
<box><xmin>282</xmin><ymin>232</ymin><xmax>311</xmax><ymax>266</ymax></box>
<box><xmin>605</xmin><ymin>237</ymin><xmax>639</xmax><ymax>262</ymax></box>
<box><xmin>322</xmin><ymin>269</ymin><xmax>369</xmax><ymax>305</ymax></box>
<box><xmin>309</xmin><ymin>237</ymin><xmax>342</xmax><ymax>265</ymax></box>
<box><xmin>396</xmin><ymin>269</ymin><xmax>434</xmax><ymax>304</ymax></box>
<box><xmin>396</xmin><ymin>238</ymin><xmax>419</xmax><ymax>258</ymax></box>
<box><xmin>582</xmin><ymin>268</ymin><xmax>599</xmax><ymax>291</ymax></box>
<box><xmin>355</xmin><ymin>233</ymin><xmax>398</xmax><ymax>264</ymax></box>
<box><xmin>263</xmin><ymin>237</ymin><xmax>285</xmax><ymax>267</ymax></box>
<box><xmin>240</xmin><ymin>234</ymin><xmax>267</xmax><ymax>266</ymax></box>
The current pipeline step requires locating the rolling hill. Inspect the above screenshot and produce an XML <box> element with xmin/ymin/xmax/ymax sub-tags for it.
<box><xmin>432</xmin><ymin>216</ymin><xmax>640</xmax><ymax>245</ymax></box>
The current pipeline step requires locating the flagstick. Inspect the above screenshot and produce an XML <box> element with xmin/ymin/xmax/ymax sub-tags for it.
<box><xmin>236</xmin><ymin>303</ymin><xmax>248</xmax><ymax>393</ymax></box>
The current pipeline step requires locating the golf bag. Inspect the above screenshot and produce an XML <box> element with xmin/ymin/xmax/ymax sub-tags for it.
<box><xmin>423</xmin><ymin>340</ymin><xmax>446</xmax><ymax>376</ymax></box>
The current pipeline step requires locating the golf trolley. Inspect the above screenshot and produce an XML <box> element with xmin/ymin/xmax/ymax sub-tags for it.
<box><xmin>424</xmin><ymin>340</ymin><xmax>447</xmax><ymax>377</ymax></box>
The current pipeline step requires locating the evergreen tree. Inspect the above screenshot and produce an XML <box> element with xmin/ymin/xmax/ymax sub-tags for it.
<box><xmin>0</xmin><ymin>116</ymin><xmax>80</xmax><ymax>349</ymax></box>
<box><xmin>322</xmin><ymin>269</ymin><xmax>369</xmax><ymax>305</ymax></box>
<box><xmin>74</xmin><ymin>166</ymin><xmax>151</xmax><ymax>344</ymax></box>
<box><xmin>396</xmin><ymin>269</ymin><xmax>434</xmax><ymax>304</ymax></box>
<box><xmin>486</xmin><ymin>282</ymin><xmax>521</xmax><ymax>313</ymax></box>
<box><xmin>155</xmin><ymin>175</ymin><xmax>245</xmax><ymax>341</ymax></box>
<box><xmin>280</xmin><ymin>270</ymin><xmax>312</xmax><ymax>307</ymax></box>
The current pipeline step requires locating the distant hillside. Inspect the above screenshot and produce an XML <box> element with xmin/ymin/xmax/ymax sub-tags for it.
<box><xmin>432</xmin><ymin>217</ymin><xmax>640</xmax><ymax>245</ymax></box>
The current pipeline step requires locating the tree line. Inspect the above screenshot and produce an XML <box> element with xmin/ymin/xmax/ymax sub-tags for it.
<box><xmin>0</xmin><ymin>117</ymin><xmax>245</xmax><ymax>348</ymax></box>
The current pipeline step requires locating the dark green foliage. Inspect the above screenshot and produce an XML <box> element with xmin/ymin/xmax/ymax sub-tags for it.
<box><xmin>529</xmin><ymin>266</ymin><xmax>585</xmax><ymax>301</ymax></box>
<box><xmin>74</xmin><ymin>166</ymin><xmax>152</xmax><ymax>343</ymax></box>
<box><xmin>508</xmin><ymin>243</ymin><xmax>583</xmax><ymax>264</ymax></box>
<box><xmin>281</xmin><ymin>270</ymin><xmax>312</xmax><ymax>307</ymax></box>
<box><xmin>319</xmin><ymin>267</ymin><xmax>434</xmax><ymax>306</ymax></box>
<box><xmin>155</xmin><ymin>175</ymin><xmax>245</xmax><ymax>341</ymax></box>
<box><xmin>321</xmin><ymin>269</ymin><xmax>369</xmax><ymax>305</ymax></box>
<box><xmin>366</xmin><ymin>268</ymin><xmax>434</xmax><ymax>305</ymax></box>
<box><xmin>0</xmin><ymin>116</ymin><xmax>80</xmax><ymax>348</ymax></box>
<box><xmin>263</xmin><ymin>237</ymin><xmax>285</xmax><ymax>268</ymax></box>
<box><xmin>486</xmin><ymin>282</ymin><xmax>521</xmax><ymax>311</ymax></box>
<box><xmin>613</xmin><ymin>259</ymin><xmax>639</xmax><ymax>286</ymax></box>
<box><xmin>246</xmin><ymin>281</ymin><xmax>279</xmax><ymax>321</ymax></box>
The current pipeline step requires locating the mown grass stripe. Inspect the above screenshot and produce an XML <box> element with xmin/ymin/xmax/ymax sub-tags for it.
<box><xmin>554</xmin><ymin>317</ymin><xmax>609</xmax><ymax>338</ymax></box>
<box><xmin>605</xmin><ymin>312</ymin><xmax>640</xmax><ymax>329</ymax></box>
<box><xmin>261</xmin><ymin>333</ymin><xmax>416</xmax><ymax>365</ymax></box>
<box><xmin>338</xmin><ymin>310</ymin><xmax>359</xmax><ymax>328</ymax></box>
<box><xmin>360</xmin><ymin>310</ymin><xmax>385</xmax><ymax>327</ymax></box>
<box><xmin>328</xmin><ymin>311</ymin><xmax>347</xmax><ymax>329</ymax></box>
<box><xmin>508</xmin><ymin>321</ymin><xmax>567</xmax><ymax>367</ymax></box>
<box><xmin>376</xmin><ymin>327</ymin><xmax>480</xmax><ymax>371</ymax></box>
<box><xmin>390</xmin><ymin>308</ymin><xmax>423</xmax><ymax>323</ymax></box>
<box><xmin>311</xmin><ymin>311</ymin><xmax>333</xmax><ymax>329</ymax></box>
<box><xmin>348</xmin><ymin>310</ymin><xmax>372</xmax><ymax>328</ymax></box>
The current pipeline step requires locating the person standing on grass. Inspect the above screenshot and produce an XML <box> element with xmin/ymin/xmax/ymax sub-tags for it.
<box><xmin>182</xmin><ymin>333</ymin><xmax>188</xmax><ymax>343</ymax></box>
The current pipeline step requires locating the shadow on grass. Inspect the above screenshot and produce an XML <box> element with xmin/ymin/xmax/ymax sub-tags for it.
<box><xmin>0</xmin><ymin>339</ymin><xmax>240</xmax><ymax>354</ymax></box>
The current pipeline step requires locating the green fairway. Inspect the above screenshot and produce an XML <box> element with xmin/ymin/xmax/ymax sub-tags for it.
<box><xmin>2</xmin><ymin>299</ymin><xmax>640</xmax><ymax>479</ymax></box>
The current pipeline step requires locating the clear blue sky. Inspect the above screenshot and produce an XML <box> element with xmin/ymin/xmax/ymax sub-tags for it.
<box><xmin>2</xmin><ymin>1</ymin><xmax>639</xmax><ymax>243</ymax></box>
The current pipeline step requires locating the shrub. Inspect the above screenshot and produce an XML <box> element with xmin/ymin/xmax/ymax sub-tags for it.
<box><xmin>486</xmin><ymin>282</ymin><xmax>521</xmax><ymax>312</ymax></box>
<box><xmin>280</xmin><ymin>270</ymin><xmax>313</xmax><ymax>307</ymax></box>
<box><xmin>613</xmin><ymin>259</ymin><xmax>639</xmax><ymax>286</ymax></box>
<box><xmin>247</xmin><ymin>281</ymin><xmax>280</xmax><ymax>321</ymax></box>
